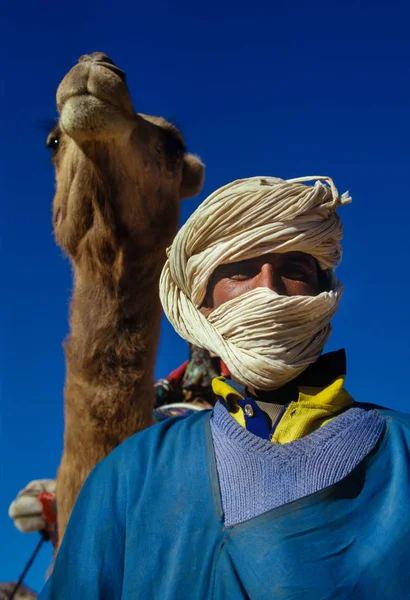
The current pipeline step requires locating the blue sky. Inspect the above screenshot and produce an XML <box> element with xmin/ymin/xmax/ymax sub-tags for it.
<box><xmin>1</xmin><ymin>0</ymin><xmax>410</xmax><ymax>592</ymax></box>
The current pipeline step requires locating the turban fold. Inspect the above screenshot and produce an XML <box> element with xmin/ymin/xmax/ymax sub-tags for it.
<box><xmin>160</xmin><ymin>176</ymin><xmax>351</xmax><ymax>390</ymax></box>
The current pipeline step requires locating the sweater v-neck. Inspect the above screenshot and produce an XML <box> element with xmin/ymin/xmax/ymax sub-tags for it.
<box><xmin>208</xmin><ymin>401</ymin><xmax>385</xmax><ymax>526</ymax></box>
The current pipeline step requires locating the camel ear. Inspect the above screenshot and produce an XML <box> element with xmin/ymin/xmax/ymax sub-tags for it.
<box><xmin>180</xmin><ymin>154</ymin><xmax>205</xmax><ymax>199</ymax></box>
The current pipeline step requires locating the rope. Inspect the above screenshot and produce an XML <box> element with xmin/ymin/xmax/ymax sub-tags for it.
<box><xmin>9</xmin><ymin>532</ymin><xmax>47</xmax><ymax>600</ymax></box>
<box><xmin>160</xmin><ymin>176</ymin><xmax>351</xmax><ymax>391</ymax></box>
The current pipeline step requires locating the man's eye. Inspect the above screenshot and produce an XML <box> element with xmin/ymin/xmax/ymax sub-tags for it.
<box><xmin>229</xmin><ymin>267</ymin><xmax>259</xmax><ymax>281</ymax></box>
<box><xmin>281</xmin><ymin>266</ymin><xmax>311</xmax><ymax>280</ymax></box>
<box><xmin>230</xmin><ymin>274</ymin><xmax>251</xmax><ymax>281</ymax></box>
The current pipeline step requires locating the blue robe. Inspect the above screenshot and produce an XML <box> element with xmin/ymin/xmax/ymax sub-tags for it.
<box><xmin>39</xmin><ymin>406</ymin><xmax>410</xmax><ymax>599</ymax></box>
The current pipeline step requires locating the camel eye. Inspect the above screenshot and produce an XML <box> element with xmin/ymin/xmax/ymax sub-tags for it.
<box><xmin>46</xmin><ymin>135</ymin><xmax>60</xmax><ymax>153</ymax></box>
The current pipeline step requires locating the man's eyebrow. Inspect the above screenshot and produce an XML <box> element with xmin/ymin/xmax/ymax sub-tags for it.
<box><xmin>214</xmin><ymin>259</ymin><xmax>254</xmax><ymax>272</ymax></box>
<box><xmin>214</xmin><ymin>254</ymin><xmax>317</xmax><ymax>274</ymax></box>
<box><xmin>282</xmin><ymin>254</ymin><xmax>316</xmax><ymax>267</ymax></box>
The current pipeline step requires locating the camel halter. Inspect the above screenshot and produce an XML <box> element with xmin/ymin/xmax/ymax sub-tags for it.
<box><xmin>160</xmin><ymin>176</ymin><xmax>351</xmax><ymax>390</ymax></box>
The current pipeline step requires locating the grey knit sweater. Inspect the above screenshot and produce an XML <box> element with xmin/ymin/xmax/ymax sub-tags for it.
<box><xmin>210</xmin><ymin>401</ymin><xmax>385</xmax><ymax>526</ymax></box>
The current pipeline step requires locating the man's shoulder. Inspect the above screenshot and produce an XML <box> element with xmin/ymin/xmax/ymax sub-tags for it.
<box><xmin>81</xmin><ymin>409</ymin><xmax>213</xmax><ymax>512</ymax></box>
<box><xmin>357</xmin><ymin>402</ymin><xmax>409</xmax><ymax>421</ymax></box>
<box><xmin>377</xmin><ymin>406</ymin><xmax>410</xmax><ymax>429</ymax></box>
<box><xmin>123</xmin><ymin>408</ymin><xmax>211</xmax><ymax>451</ymax></box>
<box><xmin>355</xmin><ymin>402</ymin><xmax>410</xmax><ymax>437</ymax></box>
<box><xmin>93</xmin><ymin>409</ymin><xmax>211</xmax><ymax>481</ymax></box>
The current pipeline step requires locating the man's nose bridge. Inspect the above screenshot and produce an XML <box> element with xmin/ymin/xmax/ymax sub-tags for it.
<box><xmin>258</xmin><ymin>263</ymin><xmax>277</xmax><ymax>291</ymax></box>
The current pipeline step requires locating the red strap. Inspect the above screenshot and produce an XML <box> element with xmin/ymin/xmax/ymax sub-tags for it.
<box><xmin>38</xmin><ymin>491</ymin><xmax>57</xmax><ymax>525</ymax></box>
<box><xmin>165</xmin><ymin>357</ymin><xmax>230</xmax><ymax>383</ymax></box>
<box><xmin>166</xmin><ymin>360</ymin><xmax>189</xmax><ymax>383</ymax></box>
<box><xmin>220</xmin><ymin>360</ymin><xmax>230</xmax><ymax>377</ymax></box>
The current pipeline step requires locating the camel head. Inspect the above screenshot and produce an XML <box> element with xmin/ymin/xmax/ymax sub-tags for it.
<box><xmin>48</xmin><ymin>52</ymin><xmax>204</xmax><ymax>266</ymax></box>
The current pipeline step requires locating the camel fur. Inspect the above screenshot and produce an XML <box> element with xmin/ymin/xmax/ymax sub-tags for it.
<box><xmin>48</xmin><ymin>52</ymin><xmax>204</xmax><ymax>544</ymax></box>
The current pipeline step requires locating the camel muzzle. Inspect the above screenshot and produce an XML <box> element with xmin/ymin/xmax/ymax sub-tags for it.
<box><xmin>78</xmin><ymin>52</ymin><xmax>127</xmax><ymax>83</ymax></box>
<box><xmin>56</xmin><ymin>51</ymin><xmax>135</xmax><ymax>138</ymax></box>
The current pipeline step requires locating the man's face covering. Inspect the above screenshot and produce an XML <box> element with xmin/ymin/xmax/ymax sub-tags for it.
<box><xmin>160</xmin><ymin>176</ymin><xmax>351</xmax><ymax>391</ymax></box>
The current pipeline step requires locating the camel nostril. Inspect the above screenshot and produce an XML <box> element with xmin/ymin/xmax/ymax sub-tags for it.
<box><xmin>101</xmin><ymin>62</ymin><xmax>127</xmax><ymax>83</ymax></box>
<box><xmin>79</xmin><ymin>52</ymin><xmax>114</xmax><ymax>64</ymax></box>
<box><xmin>78</xmin><ymin>52</ymin><xmax>126</xmax><ymax>83</ymax></box>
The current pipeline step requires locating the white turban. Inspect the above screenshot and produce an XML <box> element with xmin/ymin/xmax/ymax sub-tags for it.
<box><xmin>160</xmin><ymin>176</ymin><xmax>351</xmax><ymax>390</ymax></box>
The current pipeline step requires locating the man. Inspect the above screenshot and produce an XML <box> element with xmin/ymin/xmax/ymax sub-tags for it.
<box><xmin>39</xmin><ymin>176</ymin><xmax>410</xmax><ymax>599</ymax></box>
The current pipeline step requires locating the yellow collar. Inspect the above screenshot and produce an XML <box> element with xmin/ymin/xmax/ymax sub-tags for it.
<box><xmin>212</xmin><ymin>351</ymin><xmax>353</xmax><ymax>444</ymax></box>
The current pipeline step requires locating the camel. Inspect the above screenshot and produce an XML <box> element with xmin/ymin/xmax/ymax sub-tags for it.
<box><xmin>49</xmin><ymin>52</ymin><xmax>204</xmax><ymax>544</ymax></box>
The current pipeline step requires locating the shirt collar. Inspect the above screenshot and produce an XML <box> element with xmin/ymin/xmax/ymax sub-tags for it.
<box><xmin>211</xmin><ymin>350</ymin><xmax>353</xmax><ymax>444</ymax></box>
<box><xmin>214</xmin><ymin>349</ymin><xmax>346</xmax><ymax>400</ymax></box>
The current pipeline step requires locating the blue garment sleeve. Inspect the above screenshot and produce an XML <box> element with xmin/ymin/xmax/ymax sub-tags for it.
<box><xmin>38</xmin><ymin>449</ymin><xmax>127</xmax><ymax>599</ymax></box>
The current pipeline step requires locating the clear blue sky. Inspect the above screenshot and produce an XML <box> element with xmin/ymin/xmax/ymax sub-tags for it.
<box><xmin>1</xmin><ymin>0</ymin><xmax>410</xmax><ymax>592</ymax></box>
